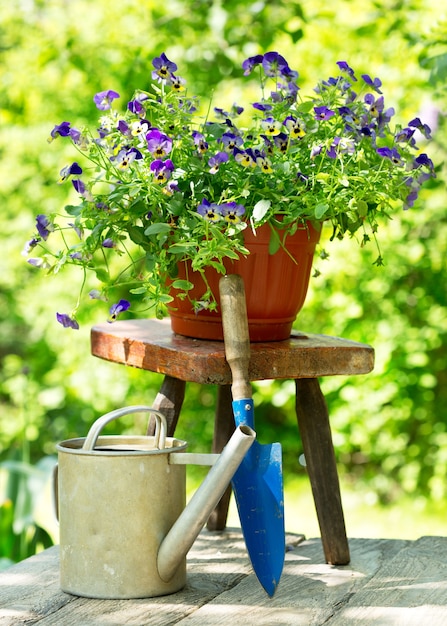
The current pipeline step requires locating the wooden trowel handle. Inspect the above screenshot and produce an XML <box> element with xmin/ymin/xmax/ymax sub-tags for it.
<box><xmin>219</xmin><ymin>274</ymin><xmax>252</xmax><ymax>401</ymax></box>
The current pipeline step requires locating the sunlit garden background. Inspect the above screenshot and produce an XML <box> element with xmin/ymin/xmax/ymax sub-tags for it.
<box><xmin>1</xmin><ymin>0</ymin><xmax>446</xmax><ymax>569</ymax></box>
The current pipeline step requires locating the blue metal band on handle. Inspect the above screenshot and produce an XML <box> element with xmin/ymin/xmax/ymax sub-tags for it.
<box><xmin>232</xmin><ymin>398</ymin><xmax>255</xmax><ymax>429</ymax></box>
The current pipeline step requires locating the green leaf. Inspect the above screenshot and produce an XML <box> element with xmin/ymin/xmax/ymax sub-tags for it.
<box><xmin>171</xmin><ymin>279</ymin><xmax>194</xmax><ymax>291</ymax></box>
<box><xmin>357</xmin><ymin>200</ymin><xmax>368</xmax><ymax>218</ymax></box>
<box><xmin>268</xmin><ymin>227</ymin><xmax>281</xmax><ymax>254</ymax></box>
<box><xmin>144</xmin><ymin>223</ymin><xmax>172</xmax><ymax>236</ymax></box>
<box><xmin>94</xmin><ymin>269</ymin><xmax>109</xmax><ymax>283</ymax></box>
<box><xmin>64</xmin><ymin>204</ymin><xmax>82</xmax><ymax>216</ymax></box>
<box><xmin>157</xmin><ymin>293</ymin><xmax>174</xmax><ymax>304</ymax></box>
<box><xmin>222</xmin><ymin>248</ymin><xmax>240</xmax><ymax>260</ymax></box>
<box><xmin>129</xmin><ymin>287</ymin><xmax>147</xmax><ymax>294</ymax></box>
<box><xmin>127</xmin><ymin>225</ymin><xmax>146</xmax><ymax>245</ymax></box>
<box><xmin>314</xmin><ymin>203</ymin><xmax>329</xmax><ymax>219</ymax></box>
<box><xmin>169</xmin><ymin>242</ymin><xmax>195</xmax><ymax>255</ymax></box>
<box><xmin>296</xmin><ymin>100</ymin><xmax>314</xmax><ymax>114</ymax></box>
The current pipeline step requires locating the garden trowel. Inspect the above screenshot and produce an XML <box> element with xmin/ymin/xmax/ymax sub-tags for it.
<box><xmin>219</xmin><ymin>273</ymin><xmax>285</xmax><ymax>597</ymax></box>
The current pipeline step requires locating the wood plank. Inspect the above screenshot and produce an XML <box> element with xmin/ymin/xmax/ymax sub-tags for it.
<box><xmin>174</xmin><ymin>537</ymin><xmax>408</xmax><ymax>625</ymax></box>
<box><xmin>8</xmin><ymin>534</ymin><xmax>445</xmax><ymax>626</ymax></box>
<box><xmin>326</xmin><ymin>535</ymin><xmax>447</xmax><ymax>625</ymax></box>
<box><xmin>90</xmin><ymin>319</ymin><xmax>374</xmax><ymax>384</ymax></box>
<box><xmin>0</xmin><ymin>530</ymin><xmax>303</xmax><ymax>626</ymax></box>
<box><xmin>0</xmin><ymin>546</ymin><xmax>75</xmax><ymax>625</ymax></box>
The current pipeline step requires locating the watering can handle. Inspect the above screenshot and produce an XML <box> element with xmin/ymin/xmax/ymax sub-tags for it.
<box><xmin>82</xmin><ymin>405</ymin><xmax>168</xmax><ymax>451</ymax></box>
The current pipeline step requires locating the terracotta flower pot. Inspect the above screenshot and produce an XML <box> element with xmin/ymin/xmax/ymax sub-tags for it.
<box><xmin>169</xmin><ymin>220</ymin><xmax>321</xmax><ymax>342</ymax></box>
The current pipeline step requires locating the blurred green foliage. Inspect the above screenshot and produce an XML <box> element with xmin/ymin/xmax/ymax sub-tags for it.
<box><xmin>1</xmin><ymin>0</ymin><xmax>446</xmax><ymax>565</ymax></box>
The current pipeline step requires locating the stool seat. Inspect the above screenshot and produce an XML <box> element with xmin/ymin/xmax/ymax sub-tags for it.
<box><xmin>91</xmin><ymin>318</ymin><xmax>374</xmax><ymax>382</ymax></box>
<box><xmin>91</xmin><ymin>318</ymin><xmax>374</xmax><ymax>567</ymax></box>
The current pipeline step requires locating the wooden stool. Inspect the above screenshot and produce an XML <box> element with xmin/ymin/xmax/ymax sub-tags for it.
<box><xmin>91</xmin><ymin>318</ymin><xmax>374</xmax><ymax>566</ymax></box>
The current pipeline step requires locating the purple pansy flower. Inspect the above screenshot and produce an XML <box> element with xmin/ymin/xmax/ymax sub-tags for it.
<box><xmin>213</xmin><ymin>107</ymin><xmax>231</xmax><ymax>119</ymax></box>
<box><xmin>327</xmin><ymin>138</ymin><xmax>340</xmax><ymax>159</ymax></box>
<box><xmin>197</xmin><ymin>198</ymin><xmax>222</xmax><ymax>222</ymax></box>
<box><xmin>72</xmin><ymin>178</ymin><xmax>91</xmax><ymax>200</ymax></box>
<box><xmin>219</xmin><ymin>132</ymin><xmax>243</xmax><ymax>151</ymax></box>
<box><xmin>56</xmin><ymin>313</ymin><xmax>79</xmax><ymax>329</ymax></box>
<box><xmin>93</xmin><ymin>90</ymin><xmax>120</xmax><ymax>110</ymax></box>
<box><xmin>338</xmin><ymin>105</ymin><xmax>359</xmax><ymax>126</ymax></box>
<box><xmin>69</xmin><ymin>252</ymin><xmax>83</xmax><ymax>260</ymax></box>
<box><xmin>327</xmin><ymin>137</ymin><xmax>355</xmax><ymax>159</ymax></box>
<box><xmin>376</xmin><ymin>146</ymin><xmax>403</xmax><ymax>165</ymax></box>
<box><xmin>395</xmin><ymin>126</ymin><xmax>416</xmax><ymax>145</ymax></box>
<box><xmin>164</xmin><ymin>179</ymin><xmax>180</xmax><ymax>195</ymax></box>
<box><xmin>130</xmin><ymin>119</ymin><xmax>150</xmax><ymax>140</ymax></box>
<box><xmin>27</xmin><ymin>258</ymin><xmax>46</xmax><ymax>267</ymax></box>
<box><xmin>89</xmin><ymin>290</ymin><xmax>108</xmax><ymax>301</ymax></box>
<box><xmin>48</xmin><ymin>121</ymin><xmax>82</xmax><ymax>144</ymax></box>
<box><xmin>49</xmin><ymin>121</ymin><xmax>71</xmax><ymax>141</ymax></box>
<box><xmin>22</xmin><ymin>237</ymin><xmax>39</xmax><ymax>255</ymax></box>
<box><xmin>361</xmin><ymin>74</ymin><xmax>383</xmax><ymax>94</ymax></box>
<box><xmin>58</xmin><ymin>162</ymin><xmax>83</xmax><ymax>183</ymax></box>
<box><xmin>283</xmin><ymin>115</ymin><xmax>306</xmax><ymax>138</ymax></box>
<box><xmin>364</xmin><ymin>94</ymin><xmax>394</xmax><ymax>123</ymax></box>
<box><xmin>404</xmin><ymin>188</ymin><xmax>419</xmax><ymax>209</ymax></box>
<box><xmin>221</xmin><ymin>202</ymin><xmax>245</xmax><ymax>223</ymax></box>
<box><xmin>317</xmin><ymin>76</ymin><xmax>339</xmax><ymax>92</ymax></box>
<box><xmin>69</xmin><ymin>127</ymin><xmax>82</xmax><ymax>145</ymax></box>
<box><xmin>336</xmin><ymin>61</ymin><xmax>357</xmax><ymax>81</ymax></box>
<box><xmin>262</xmin><ymin>52</ymin><xmax>290</xmax><ymax>78</ymax></box>
<box><xmin>208</xmin><ymin>151</ymin><xmax>229</xmax><ymax>174</ymax></box>
<box><xmin>256</xmin><ymin>152</ymin><xmax>273</xmax><ymax>173</ymax></box>
<box><xmin>152</xmin><ymin>52</ymin><xmax>177</xmax><ymax>82</ymax></box>
<box><xmin>150</xmin><ymin>159</ymin><xmax>175</xmax><ymax>184</ymax></box>
<box><xmin>146</xmin><ymin>129</ymin><xmax>173</xmax><ymax>157</ymax></box>
<box><xmin>271</xmin><ymin>132</ymin><xmax>289</xmax><ymax>153</ymax></box>
<box><xmin>314</xmin><ymin>106</ymin><xmax>335</xmax><ymax>121</ymax></box>
<box><xmin>36</xmin><ymin>214</ymin><xmax>53</xmax><ymax>240</ymax></box>
<box><xmin>260</xmin><ymin>116</ymin><xmax>281</xmax><ymax>135</ymax></box>
<box><xmin>192</xmin><ymin>131</ymin><xmax>209</xmax><ymax>153</ymax></box>
<box><xmin>253</xmin><ymin>102</ymin><xmax>273</xmax><ymax>112</ymax></box>
<box><xmin>108</xmin><ymin>299</ymin><xmax>131</xmax><ymax>322</ymax></box>
<box><xmin>231</xmin><ymin>103</ymin><xmax>244</xmax><ymax>116</ymax></box>
<box><xmin>114</xmin><ymin>147</ymin><xmax>143</xmax><ymax>169</ymax></box>
<box><xmin>127</xmin><ymin>99</ymin><xmax>146</xmax><ymax>116</ymax></box>
<box><xmin>310</xmin><ymin>144</ymin><xmax>323</xmax><ymax>159</ymax></box>
<box><xmin>117</xmin><ymin>120</ymin><xmax>131</xmax><ymax>136</ymax></box>
<box><xmin>414</xmin><ymin>153</ymin><xmax>435</xmax><ymax>173</ymax></box>
<box><xmin>408</xmin><ymin>117</ymin><xmax>432</xmax><ymax>140</ymax></box>
<box><xmin>102</xmin><ymin>238</ymin><xmax>116</xmax><ymax>248</ymax></box>
<box><xmin>234</xmin><ymin>147</ymin><xmax>257</xmax><ymax>168</ymax></box>
<box><xmin>242</xmin><ymin>54</ymin><xmax>264</xmax><ymax>75</ymax></box>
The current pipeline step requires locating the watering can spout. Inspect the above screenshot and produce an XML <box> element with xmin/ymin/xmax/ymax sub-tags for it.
<box><xmin>157</xmin><ymin>424</ymin><xmax>255</xmax><ymax>583</ymax></box>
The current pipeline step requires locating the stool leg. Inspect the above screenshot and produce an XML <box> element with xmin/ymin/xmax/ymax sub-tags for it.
<box><xmin>146</xmin><ymin>375</ymin><xmax>186</xmax><ymax>436</ymax></box>
<box><xmin>207</xmin><ymin>385</ymin><xmax>235</xmax><ymax>531</ymax></box>
<box><xmin>295</xmin><ymin>378</ymin><xmax>350</xmax><ymax>565</ymax></box>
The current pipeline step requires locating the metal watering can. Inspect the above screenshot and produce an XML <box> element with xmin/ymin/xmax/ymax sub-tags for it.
<box><xmin>54</xmin><ymin>405</ymin><xmax>255</xmax><ymax>599</ymax></box>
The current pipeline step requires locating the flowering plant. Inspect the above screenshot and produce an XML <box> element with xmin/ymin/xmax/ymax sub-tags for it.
<box><xmin>25</xmin><ymin>51</ymin><xmax>435</xmax><ymax>328</ymax></box>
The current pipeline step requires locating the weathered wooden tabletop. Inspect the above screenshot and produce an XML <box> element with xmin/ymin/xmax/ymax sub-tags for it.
<box><xmin>91</xmin><ymin>318</ymin><xmax>374</xmax><ymax>383</ymax></box>
<box><xmin>1</xmin><ymin>530</ymin><xmax>447</xmax><ymax>625</ymax></box>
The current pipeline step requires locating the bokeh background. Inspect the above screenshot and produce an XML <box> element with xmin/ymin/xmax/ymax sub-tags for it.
<box><xmin>1</xmin><ymin>0</ymin><xmax>446</xmax><ymax>568</ymax></box>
